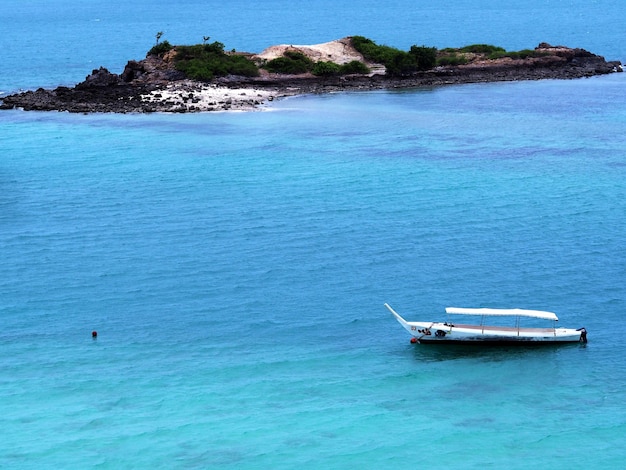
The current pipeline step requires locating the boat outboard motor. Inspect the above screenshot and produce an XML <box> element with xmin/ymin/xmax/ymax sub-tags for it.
<box><xmin>577</xmin><ymin>327</ymin><xmax>588</xmax><ymax>343</ymax></box>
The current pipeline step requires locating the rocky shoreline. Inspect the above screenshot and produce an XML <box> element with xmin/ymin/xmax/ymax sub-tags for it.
<box><xmin>0</xmin><ymin>40</ymin><xmax>621</xmax><ymax>113</ymax></box>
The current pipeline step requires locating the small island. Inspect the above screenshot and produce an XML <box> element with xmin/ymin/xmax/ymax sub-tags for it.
<box><xmin>1</xmin><ymin>36</ymin><xmax>622</xmax><ymax>113</ymax></box>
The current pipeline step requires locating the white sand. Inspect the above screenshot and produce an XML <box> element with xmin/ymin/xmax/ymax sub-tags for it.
<box><xmin>140</xmin><ymin>81</ymin><xmax>280</xmax><ymax>112</ymax></box>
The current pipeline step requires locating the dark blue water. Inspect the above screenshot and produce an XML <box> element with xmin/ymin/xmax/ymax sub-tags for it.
<box><xmin>1</xmin><ymin>1</ymin><xmax>626</xmax><ymax>468</ymax></box>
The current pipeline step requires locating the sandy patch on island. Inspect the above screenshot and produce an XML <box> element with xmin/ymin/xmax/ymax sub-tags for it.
<box><xmin>255</xmin><ymin>38</ymin><xmax>385</xmax><ymax>75</ymax></box>
<box><xmin>256</xmin><ymin>38</ymin><xmax>363</xmax><ymax>64</ymax></box>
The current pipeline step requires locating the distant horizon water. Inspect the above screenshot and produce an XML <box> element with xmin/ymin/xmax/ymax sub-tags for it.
<box><xmin>2</xmin><ymin>1</ymin><xmax>626</xmax><ymax>468</ymax></box>
<box><xmin>2</xmin><ymin>0</ymin><xmax>625</xmax><ymax>92</ymax></box>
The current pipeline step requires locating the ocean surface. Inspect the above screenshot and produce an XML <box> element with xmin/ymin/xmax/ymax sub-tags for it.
<box><xmin>1</xmin><ymin>1</ymin><xmax>626</xmax><ymax>468</ymax></box>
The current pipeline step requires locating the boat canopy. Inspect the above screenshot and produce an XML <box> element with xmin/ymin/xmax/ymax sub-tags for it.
<box><xmin>445</xmin><ymin>307</ymin><xmax>558</xmax><ymax>321</ymax></box>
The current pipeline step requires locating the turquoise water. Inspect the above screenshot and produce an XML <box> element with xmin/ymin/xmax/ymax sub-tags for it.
<box><xmin>2</xmin><ymin>1</ymin><xmax>626</xmax><ymax>468</ymax></box>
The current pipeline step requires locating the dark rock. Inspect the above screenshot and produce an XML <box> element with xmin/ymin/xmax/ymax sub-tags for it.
<box><xmin>121</xmin><ymin>60</ymin><xmax>146</xmax><ymax>82</ymax></box>
<box><xmin>75</xmin><ymin>67</ymin><xmax>123</xmax><ymax>88</ymax></box>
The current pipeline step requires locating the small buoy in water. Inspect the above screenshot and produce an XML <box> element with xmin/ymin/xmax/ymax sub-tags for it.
<box><xmin>92</xmin><ymin>331</ymin><xmax>98</xmax><ymax>338</ymax></box>
<box><xmin>410</xmin><ymin>337</ymin><xmax>418</xmax><ymax>344</ymax></box>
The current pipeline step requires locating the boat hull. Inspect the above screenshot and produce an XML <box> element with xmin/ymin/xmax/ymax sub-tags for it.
<box><xmin>405</xmin><ymin>322</ymin><xmax>584</xmax><ymax>343</ymax></box>
<box><xmin>416</xmin><ymin>335</ymin><xmax>583</xmax><ymax>344</ymax></box>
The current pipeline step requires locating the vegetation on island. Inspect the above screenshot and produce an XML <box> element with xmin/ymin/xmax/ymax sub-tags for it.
<box><xmin>350</xmin><ymin>36</ymin><xmax>437</xmax><ymax>76</ymax></box>
<box><xmin>264</xmin><ymin>51</ymin><xmax>313</xmax><ymax>74</ymax></box>
<box><xmin>437</xmin><ymin>44</ymin><xmax>550</xmax><ymax>65</ymax></box>
<box><xmin>174</xmin><ymin>42</ymin><xmax>259</xmax><ymax>80</ymax></box>
<box><xmin>145</xmin><ymin>33</ymin><xmax>561</xmax><ymax>82</ymax></box>
<box><xmin>263</xmin><ymin>51</ymin><xmax>370</xmax><ymax>76</ymax></box>
<box><xmin>148</xmin><ymin>36</ymin><xmax>258</xmax><ymax>80</ymax></box>
<box><xmin>351</xmin><ymin>37</ymin><xmax>553</xmax><ymax>72</ymax></box>
<box><xmin>148</xmin><ymin>40</ymin><xmax>174</xmax><ymax>57</ymax></box>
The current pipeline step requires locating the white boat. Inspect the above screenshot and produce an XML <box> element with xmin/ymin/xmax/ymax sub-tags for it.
<box><xmin>385</xmin><ymin>303</ymin><xmax>587</xmax><ymax>344</ymax></box>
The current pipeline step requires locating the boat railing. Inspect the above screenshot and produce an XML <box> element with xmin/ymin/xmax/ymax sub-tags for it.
<box><xmin>452</xmin><ymin>323</ymin><xmax>558</xmax><ymax>334</ymax></box>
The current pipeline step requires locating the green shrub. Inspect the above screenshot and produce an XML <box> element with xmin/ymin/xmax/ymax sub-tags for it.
<box><xmin>311</xmin><ymin>60</ymin><xmax>371</xmax><ymax>76</ymax></box>
<box><xmin>437</xmin><ymin>53</ymin><xmax>468</xmax><ymax>66</ymax></box>
<box><xmin>351</xmin><ymin>36</ymin><xmax>437</xmax><ymax>76</ymax></box>
<box><xmin>264</xmin><ymin>51</ymin><xmax>314</xmax><ymax>74</ymax></box>
<box><xmin>510</xmin><ymin>49</ymin><xmax>541</xmax><ymax>59</ymax></box>
<box><xmin>409</xmin><ymin>45</ymin><xmax>437</xmax><ymax>70</ymax></box>
<box><xmin>148</xmin><ymin>40</ymin><xmax>173</xmax><ymax>57</ymax></box>
<box><xmin>487</xmin><ymin>51</ymin><xmax>506</xmax><ymax>60</ymax></box>
<box><xmin>519</xmin><ymin>49</ymin><xmax>538</xmax><ymax>59</ymax></box>
<box><xmin>312</xmin><ymin>61</ymin><xmax>341</xmax><ymax>76</ymax></box>
<box><xmin>488</xmin><ymin>49</ymin><xmax>547</xmax><ymax>60</ymax></box>
<box><xmin>339</xmin><ymin>60</ymin><xmax>370</xmax><ymax>75</ymax></box>
<box><xmin>350</xmin><ymin>36</ymin><xmax>403</xmax><ymax>66</ymax></box>
<box><xmin>226</xmin><ymin>55</ymin><xmax>261</xmax><ymax>76</ymax></box>
<box><xmin>385</xmin><ymin>51</ymin><xmax>419</xmax><ymax>77</ymax></box>
<box><xmin>175</xmin><ymin>42</ymin><xmax>225</xmax><ymax>60</ymax></box>
<box><xmin>173</xmin><ymin>42</ymin><xmax>259</xmax><ymax>80</ymax></box>
<box><xmin>460</xmin><ymin>44</ymin><xmax>506</xmax><ymax>54</ymax></box>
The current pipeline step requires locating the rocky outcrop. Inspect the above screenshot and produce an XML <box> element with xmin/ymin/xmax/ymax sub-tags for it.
<box><xmin>120</xmin><ymin>55</ymin><xmax>186</xmax><ymax>84</ymax></box>
<box><xmin>0</xmin><ymin>80</ymin><xmax>155</xmax><ymax>113</ymax></box>
<box><xmin>76</xmin><ymin>67</ymin><xmax>123</xmax><ymax>88</ymax></box>
<box><xmin>457</xmin><ymin>43</ymin><xmax>621</xmax><ymax>77</ymax></box>
<box><xmin>0</xmin><ymin>41</ymin><xmax>621</xmax><ymax>113</ymax></box>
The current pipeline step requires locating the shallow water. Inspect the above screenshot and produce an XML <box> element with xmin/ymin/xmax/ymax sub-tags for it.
<box><xmin>2</xmin><ymin>1</ymin><xmax>626</xmax><ymax>468</ymax></box>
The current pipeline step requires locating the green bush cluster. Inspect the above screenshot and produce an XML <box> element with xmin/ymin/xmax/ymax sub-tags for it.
<box><xmin>410</xmin><ymin>45</ymin><xmax>437</xmax><ymax>69</ymax></box>
<box><xmin>459</xmin><ymin>44</ymin><xmax>506</xmax><ymax>54</ymax></box>
<box><xmin>312</xmin><ymin>61</ymin><xmax>340</xmax><ymax>76</ymax></box>
<box><xmin>337</xmin><ymin>60</ymin><xmax>370</xmax><ymax>75</ymax></box>
<box><xmin>264</xmin><ymin>51</ymin><xmax>314</xmax><ymax>74</ymax></box>
<box><xmin>350</xmin><ymin>36</ymin><xmax>437</xmax><ymax>77</ymax></box>
<box><xmin>312</xmin><ymin>60</ymin><xmax>370</xmax><ymax>76</ymax></box>
<box><xmin>264</xmin><ymin>52</ymin><xmax>371</xmax><ymax>77</ymax></box>
<box><xmin>350</xmin><ymin>36</ymin><xmax>403</xmax><ymax>65</ymax></box>
<box><xmin>148</xmin><ymin>40</ymin><xmax>174</xmax><ymax>57</ymax></box>
<box><xmin>437</xmin><ymin>53</ymin><xmax>468</xmax><ymax>66</ymax></box>
<box><xmin>436</xmin><ymin>44</ymin><xmax>548</xmax><ymax>66</ymax></box>
<box><xmin>488</xmin><ymin>49</ymin><xmax>547</xmax><ymax>60</ymax></box>
<box><xmin>173</xmin><ymin>42</ymin><xmax>259</xmax><ymax>80</ymax></box>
